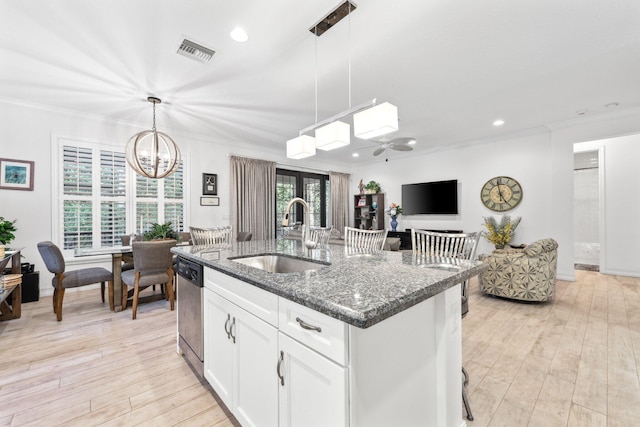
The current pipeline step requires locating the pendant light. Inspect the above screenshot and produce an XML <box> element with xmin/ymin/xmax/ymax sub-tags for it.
<box><xmin>126</xmin><ymin>96</ymin><xmax>181</xmax><ymax>179</ymax></box>
<box><xmin>286</xmin><ymin>135</ymin><xmax>316</xmax><ymax>159</ymax></box>
<box><xmin>314</xmin><ymin>1</ymin><xmax>353</xmax><ymax>151</ymax></box>
<box><xmin>286</xmin><ymin>1</ymin><xmax>399</xmax><ymax>157</ymax></box>
<box><xmin>353</xmin><ymin>101</ymin><xmax>398</xmax><ymax>140</ymax></box>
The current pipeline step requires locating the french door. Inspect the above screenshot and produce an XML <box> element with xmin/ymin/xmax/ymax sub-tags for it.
<box><xmin>275</xmin><ymin>169</ymin><xmax>329</xmax><ymax>238</ymax></box>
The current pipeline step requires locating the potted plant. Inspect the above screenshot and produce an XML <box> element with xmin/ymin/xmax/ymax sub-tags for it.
<box><xmin>143</xmin><ymin>221</ymin><xmax>180</xmax><ymax>241</ymax></box>
<box><xmin>364</xmin><ymin>180</ymin><xmax>381</xmax><ymax>194</ymax></box>
<box><xmin>0</xmin><ymin>217</ymin><xmax>17</xmax><ymax>257</ymax></box>
<box><xmin>482</xmin><ymin>216</ymin><xmax>521</xmax><ymax>249</ymax></box>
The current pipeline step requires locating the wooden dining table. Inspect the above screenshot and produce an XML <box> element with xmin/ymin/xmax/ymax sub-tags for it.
<box><xmin>74</xmin><ymin>246</ymin><xmax>132</xmax><ymax>312</ymax></box>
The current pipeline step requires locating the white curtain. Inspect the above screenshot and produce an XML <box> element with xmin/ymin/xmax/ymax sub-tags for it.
<box><xmin>230</xmin><ymin>156</ymin><xmax>276</xmax><ymax>240</ymax></box>
<box><xmin>329</xmin><ymin>171</ymin><xmax>351</xmax><ymax>238</ymax></box>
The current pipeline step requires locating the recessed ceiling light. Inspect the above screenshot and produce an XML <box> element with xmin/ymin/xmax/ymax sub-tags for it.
<box><xmin>407</xmin><ymin>139</ymin><xmax>416</xmax><ymax>145</ymax></box>
<box><xmin>230</xmin><ymin>27</ymin><xmax>249</xmax><ymax>42</ymax></box>
<box><xmin>492</xmin><ymin>119</ymin><xmax>505</xmax><ymax>126</ymax></box>
<box><xmin>605</xmin><ymin>102</ymin><xmax>619</xmax><ymax>109</ymax></box>
<box><xmin>576</xmin><ymin>109</ymin><xmax>588</xmax><ymax>116</ymax></box>
<box><xmin>352</xmin><ymin>152</ymin><xmax>359</xmax><ymax>157</ymax></box>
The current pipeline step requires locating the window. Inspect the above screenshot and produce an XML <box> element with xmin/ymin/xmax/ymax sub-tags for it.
<box><xmin>55</xmin><ymin>137</ymin><xmax>187</xmax><ymax>253</ymax></box>
<box><xmin>275</xmin><ymin>169</ymin><xmax>329</xmax><ymax>237</ymax></box>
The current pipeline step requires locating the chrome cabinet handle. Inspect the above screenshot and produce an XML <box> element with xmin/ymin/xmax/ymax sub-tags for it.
<box><xmin>276</xmin><ymin>351</ymin><xmax>284</xmax><ymax>386</ymax></box>
<box><xmin>230</xmin><ymin>317</ymin><xmax>236</xmax><ymax>344</ymax></box>
<box><xmin>296</xmin><ymin>317</ymin><xmax>322</xmax><ymax>333</ymax></box>
<box><xmin>224</xmin><ymin>313</ymin><xmax>231</xmax><ymax>339</ymax></box>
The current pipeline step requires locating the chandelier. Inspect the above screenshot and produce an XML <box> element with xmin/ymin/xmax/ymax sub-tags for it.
<box><xmin>126</xmin><ymin>96</ymin><xmax>181</xmax><ymax>179</ymax></box>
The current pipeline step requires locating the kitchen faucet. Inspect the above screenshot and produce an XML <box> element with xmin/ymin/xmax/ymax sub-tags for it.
<box><xmin>282</xmin><ymin>197</ymin><xmax>317</xmax><ymax>249</ymax></box>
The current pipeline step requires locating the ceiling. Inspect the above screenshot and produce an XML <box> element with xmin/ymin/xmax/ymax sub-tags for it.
<box><xmin>1</xmin><ymin>0</ymin><xmax>639</xmax><ymax>165</ymax></box>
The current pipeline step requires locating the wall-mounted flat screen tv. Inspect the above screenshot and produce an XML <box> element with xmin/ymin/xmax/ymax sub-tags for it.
<box><xmin>401</xmin><ymin>179</ymin><xmax>458</xmax><ymax>215</ymax></box>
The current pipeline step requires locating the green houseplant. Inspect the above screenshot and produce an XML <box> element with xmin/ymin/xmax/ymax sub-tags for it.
<box><xmin>0</xmin><ymin>217</ymin><xmax>17</xmax><ymax>244</ymax></box>
<box><xmin>364</xmin><ymin>180</ymin><xmax>381</xmax><ymax>194</ymax></box>
<box><xmin>0</xmin><ymin>217</ymin><xmax>17</xmax><ymax>257</ymax></box>
<box><xmin>143</xmin><ymin>221</ymin><xmax>179</xmax><ymax>241</ymax></box>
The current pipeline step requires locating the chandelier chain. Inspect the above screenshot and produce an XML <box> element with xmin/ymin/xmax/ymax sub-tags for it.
<box><xmin>152</xmin><ymin>100</ymin><xmax>157</xmax><ymax>131</ymax></box>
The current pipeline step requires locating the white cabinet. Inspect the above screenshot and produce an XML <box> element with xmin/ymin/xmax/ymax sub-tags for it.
<box><xmin>203</xmin><ymin>265</ymin><xmax>463</xmax><ymax>427</ymax></box>
<box><xmin>278</xmin><ymin>332</ymin><xmax>348</xmax><ymax>427</ymax></box>
<box><xmin>204</xmin><ymin>287</ymin><xmax>279</xmax><ymax>427</ymax></box>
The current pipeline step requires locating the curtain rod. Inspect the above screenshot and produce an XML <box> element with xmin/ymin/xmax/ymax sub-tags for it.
<box><xmin>227</xmin><ymin>153</ymin><xmax>347</xmax><ymax>176</ymax></box>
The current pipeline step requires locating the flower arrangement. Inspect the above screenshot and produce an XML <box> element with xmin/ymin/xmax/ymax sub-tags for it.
<box><xmin>385</xmin><ymin>203</ymin><xmax>403</xmax><ymax>216</ymax></box>
<box><xmin>483</xmin><ymin>216</ymin><xmax>521</xmax><ymax>248</ymax></box>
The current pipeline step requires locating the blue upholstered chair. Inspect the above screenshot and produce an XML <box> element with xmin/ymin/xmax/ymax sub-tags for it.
<box><xmin>37</xmin><ymin>241</ymin><xmax>114</xmax><ymax>321</ymax></box>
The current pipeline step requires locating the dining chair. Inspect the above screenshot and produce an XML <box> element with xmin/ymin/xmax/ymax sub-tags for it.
<box><xmin>410</xmin><ymin>229</ymin><xmax>479</xmax><ymax>421</ymax></box>
<box><xmin>37</xmin><ymin>241</ymin><xmax>114</xmax><ymax>321</ymax></box>
<box><xmin>309</xmin><ymin>226</ymin><xmax>334</xmax><ymax>248</ymax></box>
<box><xmin>120</xmin><ymin>234</ymin><xmax>143</xmax><ymax>271</ymax></box>
<box><xmin>121</xmin><ymin>239</ymin><xmax>176</xmax><ymax>320</ymax></box>
<box><xmin>178</xmin><ymin>232</ymin><xmax>192</xmax><ymax>245</ymax></box>
<box><xmin>344</xmin><ymin>226</ymin><xmax>388</xmax><ymax>250</ymax></box>
<box><xmin>189</xmin><ymin>225</ymin><xmax>233</xmax><ymax>246</ymax></box>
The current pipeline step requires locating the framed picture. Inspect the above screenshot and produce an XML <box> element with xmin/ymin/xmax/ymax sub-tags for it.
<box><xmin>0</xmin><ymin>158</ymin><xmax>34</xmax><ymax>191</ymax></box>
<box><xmin>203</xmin><ymin>173</ymin><xmax>217</xmax><ymax>195</ymax></box>
<box><xmin>200</xmin><ymin>196</ymin><xmax>220</xmax><ymax>206</ymax></box>
<box><xmin>357</xmin><ymin>198</ymin><xmax>366</xmax><ymax>207</ymax></box>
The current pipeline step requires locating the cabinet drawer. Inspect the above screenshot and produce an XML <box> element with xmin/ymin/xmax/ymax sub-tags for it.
<box><xmin>279</xmin><ymin>298</ymin><xmax>348</xmax><ymax>365</ymax></box>
<box><xmin>204</xmin><ymin>267</ymin><xmax>279</xmax><ymax>327</ymax></box>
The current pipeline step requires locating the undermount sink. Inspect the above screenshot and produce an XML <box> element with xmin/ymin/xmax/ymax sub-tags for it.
<box><xmin>229</xmin><ymin>254</ymin><xmax>329</xmax><ymax>274</ymax></box>
<box><xmin>421</xmin><ymin>263</ymin><xmax>462</xmax><ymax>272</ymax></box>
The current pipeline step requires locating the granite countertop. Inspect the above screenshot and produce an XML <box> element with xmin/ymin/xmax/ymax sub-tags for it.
<box><xmin>172</xmin><ymin>239</ymin><xmax>488</xmax><ymax>329</ymax></box>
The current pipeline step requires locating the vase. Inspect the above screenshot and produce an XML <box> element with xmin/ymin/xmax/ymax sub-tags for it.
<box><xmin>495</xmin><ymin>244</ymin><xmax>505</xmax><ymax>250</ymax></box>
<box><xmin>390</xmin><ymin>215</ymin><xmax>398</xmax><ymax>232</ymax></box>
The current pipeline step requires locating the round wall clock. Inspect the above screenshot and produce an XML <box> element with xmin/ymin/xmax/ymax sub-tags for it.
<box><xmin>480</xmin><ymin>176</ymin><xmax>523</xmax><ymax>212</ymax></box>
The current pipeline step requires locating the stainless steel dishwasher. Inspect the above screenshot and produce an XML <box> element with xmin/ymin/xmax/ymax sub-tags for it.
<box><xmin>177</xmin><ymin>257</ymin><xmax>204</xmax><ymax>378</ymax></box>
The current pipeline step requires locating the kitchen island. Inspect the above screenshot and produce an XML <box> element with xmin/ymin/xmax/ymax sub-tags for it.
<box><xmin>172</xmin><ymin>239</ymin><xmax>487</xmax><ymax>427</ymax></box>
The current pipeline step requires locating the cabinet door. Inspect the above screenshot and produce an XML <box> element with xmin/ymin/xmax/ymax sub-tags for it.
<box><xmin>203</xmin><ymin>288</ymin><xmax>234</xmax><ymax>408</ymax></box>
<box><xmin>233</xmin><ymin>305</ymin><xmax>279</xmax><ymax>427</ymax></box>
<box><xmin>278</xmin><ymin>333</ymin><xmax>349</xmax><ymax>427</ymax></box>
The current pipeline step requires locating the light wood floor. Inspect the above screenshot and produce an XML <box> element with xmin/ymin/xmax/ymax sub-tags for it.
<box><xmin>464</xmin><ymin>270</ymin><xmax>640</xmax><ymax>426</ymax></box>
<box><xmin>0</xmin><ymin>288</ymin><xmax>238</xmax><ymax>427</ymax></box>
<box><xmin>1</xmin><ymin>271</ymin><xmax>639</xmax><ymax>426</ymax></box>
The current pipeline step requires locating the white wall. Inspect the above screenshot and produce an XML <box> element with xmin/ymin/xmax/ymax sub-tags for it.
<box><xmin>351</xmin><ymin>131</ymin><xmax>559</xmax><ymax>272</ymax></box>
<box><xmin>351</xmin><ymin>109</ymin><xmax>640</xmax><ymax>281</ymax></box>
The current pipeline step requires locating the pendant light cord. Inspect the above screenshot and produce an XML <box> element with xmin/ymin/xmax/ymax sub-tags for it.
<box><xmin>348</xmin><ymin>1</ymin><xmax>352</xmax><ymax>109</ymax></box>
<box><xmin>315</xmin><ymin>27</ymin><xmax>318</xmax><ymax>124</ymax></box>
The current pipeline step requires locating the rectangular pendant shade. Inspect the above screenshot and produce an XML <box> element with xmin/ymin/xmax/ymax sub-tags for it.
<box><xmin>315</xmin><ymin>121</ymin><xmax>350</xmax><ymax>151</ymax></box>
<box><xmin>353</xmin><ymin>102</ymin><xmax>398</xmax><ymax>140</ymax></box>
<box><xmin>286</xmin><ymin>135</ymin><xmax>316</xmax><ymax>159</ymax></box>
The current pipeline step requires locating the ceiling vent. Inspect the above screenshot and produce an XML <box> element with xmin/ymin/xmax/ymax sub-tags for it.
<box><xmin>310</xmin><ymin>1</ymin><xmax>357</xmax><ymax>37</ymax></box>
<box><xmin>177</xmin><ymin>38</ymin><xmax>215</xmax><ymax>63</ymax></box>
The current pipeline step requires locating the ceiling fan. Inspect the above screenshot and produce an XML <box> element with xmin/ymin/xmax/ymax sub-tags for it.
<box><xmin>372</xmin><ymin>137</ymin><xmax>415</xmax><ymax>156</ymax></box>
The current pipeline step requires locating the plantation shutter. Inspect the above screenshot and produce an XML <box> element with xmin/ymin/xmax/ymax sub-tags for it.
<box><xmin>100</xmin><ymin>150</ymin><xmax>127</xmax><ymax>246</ymax></box>
<box><xmin>62</xmin><ymin>146</ymin><xmax>93</xmax><ymax>249</ymax></box>
<box><xmin>164</xmin><ymin>163</ymin><xmax>184</xmax><ymax>231</ymax></box>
